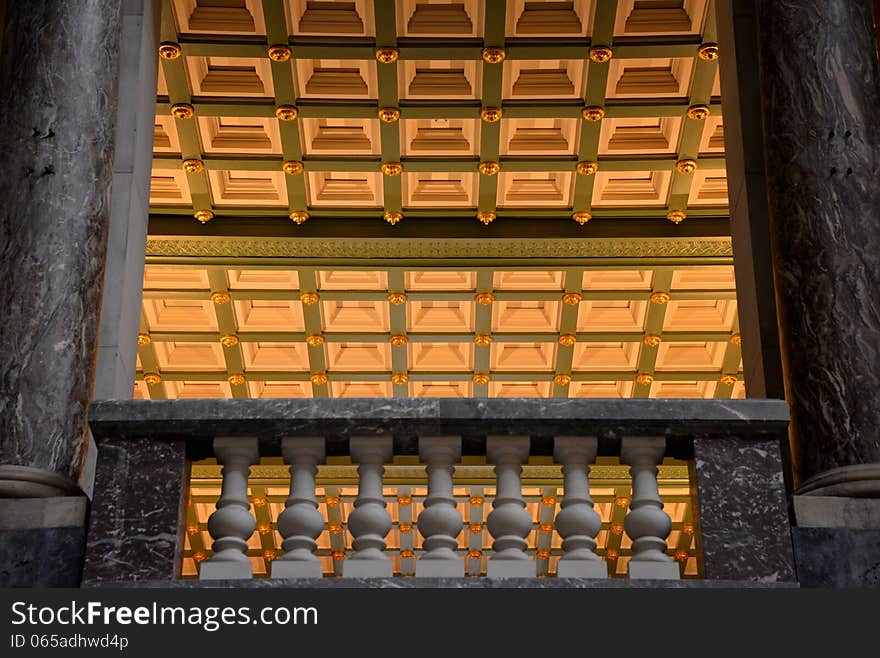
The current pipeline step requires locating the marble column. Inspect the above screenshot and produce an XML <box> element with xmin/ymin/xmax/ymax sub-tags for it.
<box><xmin>753</xmin><ymin>0</ymin><xmax>880</xmax><ymax>489</ymax></box>
<box><xmin>0</xmin><ymin>1</ymin><xmax>124</xmax><ymax>493</ymax></box>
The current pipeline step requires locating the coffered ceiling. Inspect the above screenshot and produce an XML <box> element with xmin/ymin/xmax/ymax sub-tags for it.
<box><xmin>152</xmin><ymin>0</ymin><xmax>725</xmax><ymax>224</ymax></box>
<box><xmin>141</xmin><ymin>0</ymin><xmax>740</xmax><ymax>401</ymax></box>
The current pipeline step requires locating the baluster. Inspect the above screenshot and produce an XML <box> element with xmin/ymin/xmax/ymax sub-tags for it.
<box><xmin>343</xmin><ymin>436</ymin><xmax>393</xmax><ymax>578</ymax></box>
<box><xmin>621</xmin><ymin>436</ymin><xmax>679</xmax><ymax>580</ymax></box>
<box><xmin>272</xmin><ymin>437</ymin><xmax>326</xmax><ymax>579</ymax></box>
<box><xmin>200</xmin><ymin>437</ymin><xmax>259</xmax><ymax>580</ymax></box>
<box><xmin>554</xmin><ymin>436</ymin><xmax>606</xmax><ymax>578</ymax></box>
<box><xmin>416</xmin><ymin>436</ymin><xmax>463</xmax><ymax>577</ymax></box>
<box><xmin>486</xmin><ymin>436</ymin><xmax>535</xmax><ymax>578</ymax></box>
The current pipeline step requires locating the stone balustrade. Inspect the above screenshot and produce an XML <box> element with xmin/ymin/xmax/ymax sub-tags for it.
<box><xmin>81</xmin><ymin>398</ymin><xmax>797</xmax><ymax>586</ymax></box>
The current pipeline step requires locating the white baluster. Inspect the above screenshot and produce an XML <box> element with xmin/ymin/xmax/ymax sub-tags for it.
<box><xmin>486</xmin><ymin>436</ymin><xmax>535</xmax><ymax>578</ymax></box>
<box><xmin>621</xmin><ymin>436</ymin><xmax>679</xmax><ymax>580</ymax></box>
<box><xmin>343</xmin><ymin>436</ymin><xmax>393</xmax><ymax>578</ymax></box>
<box><xmin>272</xmin><ymin>437</ymin><xmax>326</xmax><ymax>579</ymax></box>
<box><xmin>200</xmin><ymin>437</ymin><xmax>259</xmax><ymax>580</ymax></box>
<box><xmin>554</xmin><ymin>436</ymin><xmax>606</xmax><ymax>578</ymax></box>
<box><xmin>416</xmin><ymin>436</ymin><xmax>463</xmax><ymax>577</ymax></box>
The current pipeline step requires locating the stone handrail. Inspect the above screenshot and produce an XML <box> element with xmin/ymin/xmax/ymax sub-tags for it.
<box><xmin>82</xmin><ymin>398</ymin><xmax>796</xmax><ymax>585</ymax></box>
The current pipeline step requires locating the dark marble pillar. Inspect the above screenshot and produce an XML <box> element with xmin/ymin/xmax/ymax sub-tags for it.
<box><xmin>0</xmin><ymin>1</ymin><xmax>124</xmax><ymax>491</ymax></box>
<box><xmin>754</xmin><ymin>0</ymin><xmax>880</xmax><ymax>486</ymax></box>
<box><xmin>83</xmin><ymin>439</ymin><xmax>189</xmax><ymax>583</ymax></box>
<box><xmin>691</xmin><ymin>438</ymin><xmax>796</xmax><ymax>582</ymax></box>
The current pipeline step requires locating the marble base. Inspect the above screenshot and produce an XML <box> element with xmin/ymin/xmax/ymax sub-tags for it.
<box><xmin>692</xmin><ymin>437</ymin><xmax>796</xmax><ymax>581</ymax></box>
<box><xmin>82</xmin><ymin>438</ymin><xmax>188</xmax><ymax>583</ymax></box>
<box><xmin>628</xmin><ymin>560</ymin><xmax>680</xmax><ymax>580</ymax></box>
<box><xmin>792</xmin><ymin>528</ymin><xmax>880</xmax><ymax>588</ymax></box>
<box><xmin>416</xmin><ymin>558</ymin><xmax>464</xmax><ymax>578</ymax></box>
<box><xmin>0</xmin><ymin>496</ymin><xmax>87</xmax><ymax>530</ymax></box>
<box><xmin>342</xmin><ymin>559</ymin><xmax>393</xmax><ymax>578</ymax></box>
<box><xmin>794</xmin><ymin>495</ymin><xmax>880</xmax><ymax>529</ymax></box>
<box><xmin>556</xmin><ymin>559</ymin><xmax>609</xmax><ymax>579</ymax></box>
<box><xmin>796</xmin><ymin>464</ymin><xmax>880</xmax><ymax>498</ymax></box>
<box><xmin>271</xmin><ymin>560</ymin><xmax>324</xmax><ymax>579</ymax></box>
<box><xmin>487</xmin><ymin>559</ymin><xmax>536</xmax><ymax>579</ymax></box>
<box><xmin>199</xmin><ymin>559</ymin><xmax>253</xmax><ymax>581</ymax></box>
<box><xmin>0</xmin><ymin>527</ymin><xmax>85</xmax><ymax>587</ymax></box>
<box><xmin>88</xmin><ymin>577</ymin><xmax>798</xmax><ymax>589</ymax></box>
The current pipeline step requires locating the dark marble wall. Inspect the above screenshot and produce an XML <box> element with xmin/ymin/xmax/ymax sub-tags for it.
<box><xmin>792</xmin><ymin>528</ymin><xmax>880</xmax><ymax>587</ymax></box>
<box><xmin>0</xmin><ymin>528</ymin><xmax>85</xmax><ymax>587</ymax></box>
<box><xmin>82</xmin><ymin>439</ymin><xmax>188</xmax><ymax>583</ymax></box>
<box><xmin>692</xmin><ymin>438</ymin><xmax>796</xmax><ymax>582</ymax></box>
<box><xmin>755</xmin><ymin>0</ymin><xmax>880</xmax><ymax>480</ymax></box>
<box><xmin>0</xmin><ymin>1</ymin><xmax>123</xmax><ymax>482</ymax></box>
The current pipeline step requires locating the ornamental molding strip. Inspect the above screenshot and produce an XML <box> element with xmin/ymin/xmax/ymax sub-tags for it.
<box><xmin>146</xmin><ymin>236</ymin><xmax>733</xmax><ymax>260</ymax></box>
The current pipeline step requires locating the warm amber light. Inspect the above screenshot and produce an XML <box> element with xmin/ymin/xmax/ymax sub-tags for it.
<box><xmin>275</xmin><ymin>104</ymin><xmax>298</xmax><ymax>121</ymax></box>
<box><xmin>387</xmin><ymin>292</ymin><xmax>407</xmax><ymax>305</ymax></box>
<box><xmin>378</xmin><ymin>107</ymin><xmax>400</xmax><ymax>123</ymax></box>
<box><xmin>283</xmin><ymin>160</ymin><xmax>304</xmax><ymax>175</ymax></box>
<box><xmin>477</xmin><ymin>210</ymin><xmax>496</xmax><ymax>225</ymax></box>
<box><xmin>397</xmin><ymin>495</ymin><xmax>412</xmax><ymax>506</ymax></box>
<box><xmin>539</xmin><ymin>523</ymin><xmax>553</xmax><ymax>534</ymax></box>
<box><xmin>473</xmin><ymin>334</ymin><xmax>492</xmax><ymax>346</ymax></box>
<box><xmin>384</xmin><ymin>211</ymin><xmax>403</xmax><ymax>225</ymax></box>
<box><xmin>558</xmin><ymin>334</ymin><xmax>576</xmax><ymax>347</ymax></box>
<box><xmin>194</xmin><ymin>210</ymin><xmax>214</xmax><ymax>224</ymax></box>
<box><xmin>542</xmin><ymin>496</ymin><xmax>557</xmax><ymax>507</ymax></box>
<box><xmin>468</xmin><ymin>550</ymin><xmax>483</xmax><ymax>560</ymax></box>
<box><xmin>650</xmin><ymin>292</ymin><xmax>671</xmax><ymax>304</ymax></box>
<box><xmin>644</xmin><ymin>334</ymin><xmax>662</xmax><ymax>347</ymax></box>
<box><xmin>305</xmin><ymin>334</ymin><xmax>325</xmax><ymax>347</ymax></box>
<box><xmin>381</xmin><ymin>162</ymin><xmax>403</xmax><ymax>176</ymax></box>
<box><xmin>676</xmin><ymin>158</ymin><xmax>698</xmax><ymax>174</ymax></box>
<box><xmin>182</xmin><ymin>159</ymin><xmax>204</xmax><ymax>174</ymax></box>
<box><xmin>227</xmin><ymin>374</ymin><xmax>245</xmax><ymax>386</ymax></box>
<box><xmin>478</xmin><ymin>161</ymin><xmax>500</xmax><ymax>176</ymax></box>
<box><xmin>589</xmin><ymin>46</ymin><xmax>613</xmax><ymax>62</ymax></box>
<box><xmin>389</xmin><ymin>334</ymin><xmax>408</xmax><ymax>347</ymax></box>
<box><xmin>328</xmin><ymin>523</ymin><xmax>342</xmax><ymax>534</ymax></box>
<box><xmin>614</xmin><ymin>497</ymin><xmax>630</xmax><ymax>508</ymax></box>
<box><xmin>553</xmin><ymin>373</ymin><xmax>572</xmax><ymax>386</ymax></box>
<box><xmin>144</xmin><ymin>373</ymin><xmax>161</xmax><ymax>386</ymax></box>
<box><xmin>687</xmin><ymin>104</ymin><xmax>711</xmax><ymax>120</ymax></box>
<box><xmin>325</xmin><ymin>496</ymin><xmax>340</xmax><ymax>507</ymax></box>
<box><xmin>251</xmin><ymin>497</ymin><xmax>268</xmax><ymax>507</ymax></box>
<box><xmin>666</xmin><ymin>210</ymin><xmax>687</xmax><ymax>224</ymax></box>
<box><xmin>267</xmin><ymin>45</ymin><xmax>291</xmax><ymax>62</ymax></box>
<box><xmin>698</xmin><ymin>43</ymin><xmax>720</xmax><ymax>61</ymax></box>
<box><xmin>636</xmin><ymin>373</ymin><xmax>654</xmax><ymax>386</ymax></box>
<box><xmin>391</xmin><ymin>372</ymin><xmax>409</xmax><ymax>385</ymax></box>
<box><xmin>582</xmin><ymin>105</ymin><xmax>605</xmax><ymax>121</ymax></box>
<box><xmin>469</xmin><ymin>496</ymin><xmax>484</xmax><ymax>506</ymax></box>
<box><xmin>375</xmin><ymin>47</ymin><xmax>399</xmax><ymax>63</ymax></box>
<box><xmin>610</xmin><ymin>524</ymin><xmax>624</xmax><ymax>536</ymax></box>
<box><xmin>563</xmin><ymin>292</ymin><xmax>582</xmax><ymax>306</ymax></box>
<box><xmin>158</xmin><ymin>41</ymin><xmax>181</xmax><ymax>59</ymax></box>
<box><xmin>400</xmin><ymin>550</ymin><xmax>415</xmax><ymax>559</ymax></box>
<box><xmin>220</xmin><ymin>334</ymin><xmax>239</xmax><ymax>348</ymax></box>
<box><xmin>210</xmin><ymin>292</ymin><xmax>230</xmax><ymax>305</ymax></box>
<box><xmin>537</xmin><ymin>549</ymin><xmax>551</xmax><ymax>560</ymax></box>
<box><xmin>475</xmin><ymin>292</ymin><xmax>495</xmax><ymax>305</ymax></box>
<box><xmin>310</xmin><ymin>372</ymin><xmax>328</xmax><ymax>386</ymax></box>
<box><xmin>300</xmin><ymin>292</ymin><xmax>319</xmax><ymax>305</ymax></box>
<box><xmin>473</xmin><ymin>373</ymin><xmax>490</xmax><ymax>385</ymax></box>
<box><xmin>576</xmin><ymin>161</ymin><xmax>598</xmax><ymax>176</ymax></box>
<box><xmin>257</xmin><ymin>523</ymin><xmax>271</xmax><ymax>535</ymax></box>
<box><xmin>398</xmin><ymin>523</ymin><xmax>413</xmax><ymax>534</ymax></box>
<box><xmin>720</xmin><ymin>374</ymin><xmax>738</xmax><ymax>386</ymax></box>
<box><xmin>137</xmin><ymin>333</ymin><xmax>151</xmax><ymax>346</ymax></box>
<box><xmin>469</xmin><ymin>524</ymin><xmax>482</xmax><ymax>534</ymax></box>
<box><xmin>605</xmin><ymin>549</ymin><xmax>619</xmax><ymax>561</ymax></box>
<box><xmin>171</xmin><ymin>103</ymin><xmax>194</xmax><ymax>120</ymax></box>
<box><xmin>481</xmin><ymin>47</ymin><xmax>506</xmax><ymax>64</ymax></box>
<box><xmin>290</xmin><ymin>210</ymin><xmax>309</xmax><ymax>225</ymax></box>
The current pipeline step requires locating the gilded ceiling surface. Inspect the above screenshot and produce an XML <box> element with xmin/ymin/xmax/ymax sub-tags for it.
<box><xmin>140</xmin><ymin>0</ymin><xmax>739</xmax><ymax>401</ymax></box>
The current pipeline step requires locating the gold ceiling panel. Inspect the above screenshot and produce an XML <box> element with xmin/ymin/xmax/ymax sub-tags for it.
<box><xmin>137</xmin><ymin>261</ymin><xmax>742</xmax><ymax>400</ymax></box>
<box><xmin>154</xmin><ymin>0</ymin><xmax>726</xmax><ymax>222</ymax></box>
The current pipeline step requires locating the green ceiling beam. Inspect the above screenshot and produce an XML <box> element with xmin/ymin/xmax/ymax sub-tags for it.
<box><xmin>207</xmin><ymin>269</ymin><xmax>248</xmax><ymax>397</ymax></box>
<box><xmin>152</xmin><ymin>155</ymin><xmax>727</xmax><ymax>173</ymax></box>
<box><xmin>552</xmin><ymin>268</ymin><xmax>585</xmax><ymax>397</ymax></box>
<box><xmin>374</xmin><ymin>0</ymin><xmax>402</xmax><ymax>217</ymax></box>
<box><xmin>298</xmin><ymin>269</ymin><xmax>328</xmax><ymax>397</ymax></box>
<box><xmin>141</xmin><ymin>288</ymin><xmax>736</xmax><ymax>302</ymax></box>
<box><xmin>137</xmin><ymin>370</ymin><xmax>741</xmax><ymax>383</ymax></box>
<box><xmin>473</xmin><ymin>270</ymin><xmax>493</xmax><ymax>397</ymax></box>
<box><xmin>156</xmin><ymin>101</ymin><xmax>724</xmax><ymax>120</ymax></box>
<box><xmin>634</xmin><ymin>268</ymin><xmax>674</xmax><ymax>398</ymax></box>
<box><xmin>138</xmin><ymin>309</ymin><xmax>167</xmax><ymax>399</ymax></box>
<box><xmin>572</xmin><ymin>0</ymin><xmax>618</xmax><ymax>214</ymax></box>
<box><xmin>142</xmin><ymin>330</ymin><xmax>738</xmax><ymax>344</ymax></box>
<box><xmin>476</xmin><ymin>0</ymin><xmax>506</xmax><ymax>216</ymax></box>
<box><xmin>668</xmin><ymin>0</ymin><xmax>720</xmax><ymax>216</ymax></box>
<box><xmin>263</xmin><ymin>0</ymin><xmax>308</xmax><ymax>215</ymax></box>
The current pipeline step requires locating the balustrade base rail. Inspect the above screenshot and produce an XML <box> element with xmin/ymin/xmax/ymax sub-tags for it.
<box><xmin>83</xmin><ymin>398</ymin><xmax>796</xmax><ymax>586</ymax></box>
<box><xmin>85</xmin><ymin>577</ymin><xmax>799</xmax><ymax>589</ymax></box>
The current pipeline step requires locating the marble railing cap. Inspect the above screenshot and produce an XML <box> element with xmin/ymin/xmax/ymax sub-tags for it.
<box><xmin>87</xmin><ymin>398</ymin><xmax>789</xmax><ymax>459</ymax></box>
